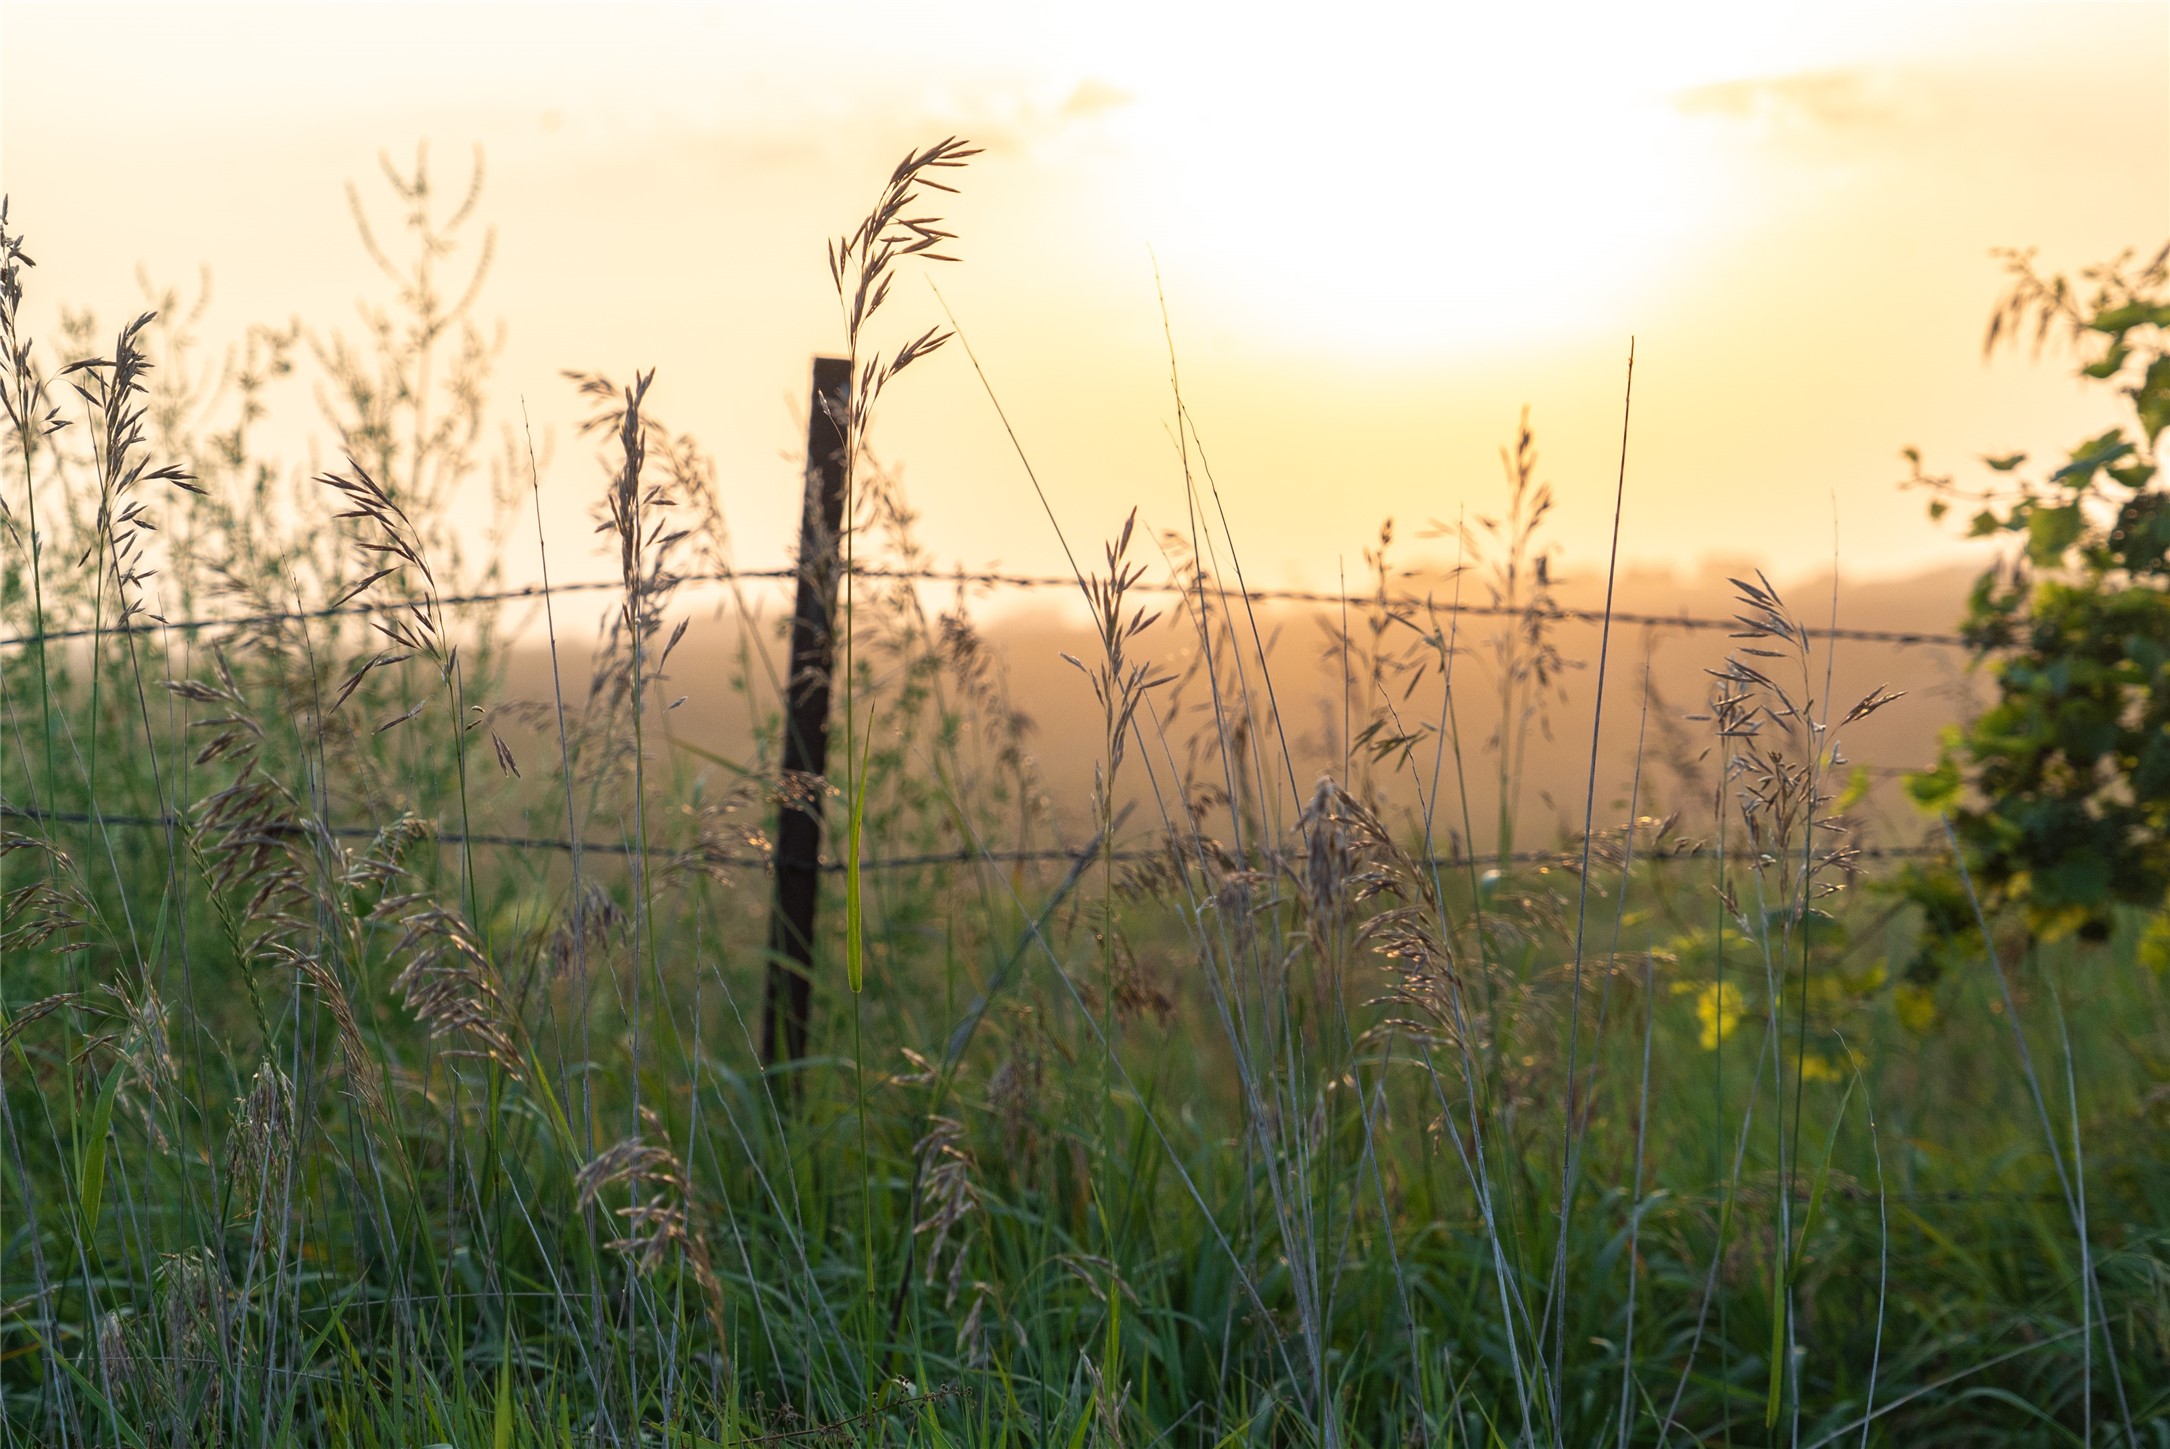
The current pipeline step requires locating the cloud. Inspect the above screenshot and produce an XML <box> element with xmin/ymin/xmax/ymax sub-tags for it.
<box><xmin>1059</xmin><ymin>79</ymin><xmax>1133</xmax><ymax>122</ymax></box>
<box><xmin>1675</xmin><ymin>67</ymin><xmax>1908</xmax><ymax>133</ymax></box>
<box><xmin>951</xmin><ymin>76</ymin><xmax>1135</xmax><ymax>158</ymax></box>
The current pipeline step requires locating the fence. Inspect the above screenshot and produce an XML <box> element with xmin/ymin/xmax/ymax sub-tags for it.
<box><xmin>0</xmin><ymin>805</ymin><xmax>1946</xmax><ymax>874</ymax></box>
<box><xmin>0</xmin><ymin>360</ymin><xmax>1974</xmax><ymax>1064</ymax></box>
<box><xmin>0</xmin><ymin>567</ymin><xmax>1973</xmax><ymax>655</ymax></box>
<box><xmin>0</xmin><ymin>549</ymin><xmax>1963</xmax><ymax>887</ymax></box>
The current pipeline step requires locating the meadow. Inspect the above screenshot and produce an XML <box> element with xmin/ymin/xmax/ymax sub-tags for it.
<box><xmin>1</xmin><ymin>141</ymin><xmax>2166</xmax><ymax>1448</ymax></box>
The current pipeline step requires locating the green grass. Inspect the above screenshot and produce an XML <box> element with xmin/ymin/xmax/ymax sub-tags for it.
<box><xmin>1</xmin><ymin>153</ymin><xmax>2168</xmax><ymax>1449</ymax></box>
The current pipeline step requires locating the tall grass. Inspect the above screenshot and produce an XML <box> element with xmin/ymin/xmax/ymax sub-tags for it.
<box><xmin>1</xmin><ymin>145</ymin><xmax>2167</xmax><ymax>1449</ymax></box>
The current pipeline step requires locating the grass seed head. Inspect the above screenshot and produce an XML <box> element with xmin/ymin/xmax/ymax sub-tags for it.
<box><xmin>223</xmin><ymin>1060</ymin><xmax>295</xmax><ymax>1220</ymax></box>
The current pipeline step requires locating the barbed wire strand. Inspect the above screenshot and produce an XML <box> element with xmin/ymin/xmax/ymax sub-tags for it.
<box><xmin>0</xmin><ymin>804</ymin><xmax>1943</xmax><ymax>872</ymax></box>
<box><xmin>0</xmin><ymin>566</ymin><xmax>1971</xmax><ymax>651</ymax></box>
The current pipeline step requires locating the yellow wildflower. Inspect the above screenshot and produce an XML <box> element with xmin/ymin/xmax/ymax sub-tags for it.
<box><xmin>1678</xmin><ymin>980</ymin><xmax>1745</xmax><ymax>1052</ymax></box>
<box><xmin>1797</xmin><ymin>1051</ymin><xmax>1842</xmax><ymax>1084</ymax></box>
<box><xmin>1893</xmin><ymin>981</ymin><xmax>1938</xmax><ymax>1033</ymax></box>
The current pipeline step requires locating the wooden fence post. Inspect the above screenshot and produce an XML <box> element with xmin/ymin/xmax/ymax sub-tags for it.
<box><xmin>762</xmin><ymin>355</ymin><xmax>851</xmax><ymax>1072</ymax></box>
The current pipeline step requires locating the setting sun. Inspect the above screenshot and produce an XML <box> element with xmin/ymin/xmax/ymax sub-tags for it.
<box><xmin>6</xmin><ymin>3</ymin><xmax>2163</xmax><ymax>589</ymax></box>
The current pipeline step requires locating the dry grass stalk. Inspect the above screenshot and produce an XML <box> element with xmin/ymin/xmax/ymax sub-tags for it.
<box><xmin>168</xmin><ymin>652</ymin><xmax>404</xmax><ymax>1130</ymax></box>
<box><xmin>0</xmin><ymin>832</ymin><xmax>89</xmax><ymax>958</ymax></box>
<box><xmin>321</xmin><ymin>143</ymin><xmax>499</xmax><ymax>536</ymax></box>
<box><xmin>1064</xmin><ymin>510</ymin><xmax>1174</xmax><ymax>825</ymax></box>
<box><xmin>94</xmin><ymin>1309</ymin><xmax>141</xmax><ymax>1398</ymax></box>
<box><xmin>574</xmin><ymin>1113</ymin><xmax>727</xmax><ymax>1353</ymax></box>
<box><xmin>1130</xmin><ymin>531</ymin><xmax>1269</xmax><ymax>841</ymax></box>
<box><xmin>910</xmin><ymin>1115</ymin><xmax>981</xmax><ymax>1306</ymax></box>
<box><xmin>276</xmin><ymin>944</ymin><xmax>389</xmax><ymax>1121</ymax></box>
<box><xmin>170</xmin><ymin>657</ymin><xmax>317</xmax><ymax>924</ymax></box>
<box><xmin>1298</xmin><ymin>774</ymin><xmax>1359</xmax><ymax>956</ymax></box>
<box><xmin>223</xmin><ymin>1060</ymin><xmax>295</xmax><ymax>1220</ymax></box>
<box><xmin>190</xmin><ymin>457</ymin><xmax>503</xmax><ymax>1127</ymax></box>
<box><xmin>93</xmin><ymin>1248</ymin><xmax>236</xmax><ymax>1437</ymax></box>
<box><xmin>564</xmin><ymin>373</ymin><xmax>722</xmax><ymax>711</ymax></box>
<box><xmin>157</xmin><ymin>1247</ymin><xmax>228</xmax><ymax>1374</ymax></box>
<box><xmin>173</xmin><ymin>647</ymin><xmax>441</xmax><ymax>1126</ymax></box>
<box><xmin>1078</xmin><ymin>1344</ymin><xmax>1130</xmax><ymax>1449</ymax></box>
<box><xmin>568</xmin><ymin>369</ymin><xmax>671</xmax><ymax>716</ymax></box>
<box><xmin>59</xmin><ymin>311</ymin><xmax>202</xmax><ymax>629</ymax></box>
<box><xmin>0</xmin><ymin>989</ymin><xmax>80</xmax><ymax>1052</ymax></box>
<box><xmin>1698</xmin><ymin>572</ymin><xmax>1902</xmax><ymax>907</ymax></box>
<box><xmin>986</xmin><ymin>1018</ymin><xmax>1046</xmax><ymax>1169</ymax></box>
<box><xmin>1279</xmin><ymin>771</ymin><xmax>1559</xmax><ymax>1074</ymax></box>
<box><xmin>0</xmin><ymin>198</ymin><xmax>67</xmax><ymax>510</ymax></box>
<box><xmin>115</xmin><ymin>980</ymin><xmax>177</xmax><ymax>1107</ymax></box>
<box><xmin>1410</xmin><ymin>413</ymin><xmax>1578</xmax><ymax>859</ymax></box>
<box><xmin>828</xmin><ymin>137</ymin><xmax>978</xmax><ymax>445</ymax></box>
<box><xmin>379</xmin><ymin>898</ymin><xmax>528</xmax><ymax>1080</ymax></box>
<box><xmin>954</xmin><ymin>1281</ymin><xmax>1001</xmax><ymax>1370</ymax></box>
<box><xmin>544</xmin><ymin>880</ymin><xmax>625</xmax><ymax>983</ymax></box>
<box><xmin>1105</xmin><ymin>933</ymin><xmax>1175</xmax><ymax>1027</ymax></box>
<box><xmin>317</xmin><ymin>457</ymin><xmax>454</xmax><ymax>735</ymax></box>
<box><xmin>1332</xmin><ymin>521</ymin><xmax>1433</xmax><ymax>805</ymax></box>
<box><xmin>669</xmin><ymin>790</ymin><xmax>772</xmax><ymax>887</ymax></box>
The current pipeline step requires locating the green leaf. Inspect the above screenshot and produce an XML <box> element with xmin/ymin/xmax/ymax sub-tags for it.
<box><xmin>1837</xmin><ymin>763</ymin><xmax>1873</xmax><ymax>813</ymax></box>
<box><xmin>2082</xmin><ymin>341</ymin><xmax>2131</xmax><ymax>379</ymax></box>
<box><xmin>2090</xmin><ymin>300</ymin><xmax>2153</xmax><ymax>333</ymax></box>
<box><xmin>1066</xmin><ymin>1400</ymin><xmax>1094</xmax><ymax>1449</ymax></box>
<box><xmin>2137</xmin><ymin>355</ymin><xmax>2170</xmax><ymax>447</ymax></box>
<box><xmin>1982</xmin><ymin>452</ymin><xmax>2028</xmax><ymax>472</ymax></box>
<box><xmin>493</xmin><ymin>1337</ymin><xmax>515</xmax><ymax>1449</ymax></box>
<box><xmin>668</xmin><ymin>737</ymin><xmax>758</xmax><ymax>778</ymax></box>
<box><xmin>2051</xmin><ymin>429</ymin><xmax>2133</xmax><ymax>489</ymax></box>
<box><xmin>1906</xmin><ymin>734</ymin><xmax>1965</xmax><ymax>814</ymax></box>
<box><xmin>23</xmin><ymin>1322</ymin><xmax>149</xmax><ymax>1449</ymax></box>
<box><xmin>2027</xmin><ymin>503</ymin><xmax>2084</xmax><ymax>566</ymax></box>
<box><xmin>1791</xmin><ymin>1075</ymin><xmax>1859</xmax><ymax>1286</ymax></box>
<box><xmin>1766</xmin><ymin>1240</ymin><xmax>1786</xmax><ymax>1427</ymax></box>
<box><xmin>76</xmin><ymin>1058</ymin><xmax>128</xmax><ymax>1239</ymax></box>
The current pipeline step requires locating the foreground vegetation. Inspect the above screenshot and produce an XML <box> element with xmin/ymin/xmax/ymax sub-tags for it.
<box><xmin>1</xmin><ymin>148</ymin><xmax>2167</xmax><ymax>1448</ymax></box>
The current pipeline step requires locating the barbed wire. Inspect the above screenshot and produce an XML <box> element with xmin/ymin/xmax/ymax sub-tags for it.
<box><xmin>0</xmin><ymin>804</ymin><xmax>1944</xmax><ymax>873</ymax></box>
<box><xmin>0</xmin><ymin>565</ymin><xmax>1972</xmax><ymax>651</ymax></box>
<box><xmin>0</xmin><ymin>555</ymin><xmax>1957</xmax><ymax>873</ymax></box>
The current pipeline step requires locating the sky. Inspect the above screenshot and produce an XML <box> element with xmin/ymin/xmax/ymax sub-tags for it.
<box><xmin>3</xmin><ymin>1</ymin><xmax>2167</xmax><ymax>602</ymax></box>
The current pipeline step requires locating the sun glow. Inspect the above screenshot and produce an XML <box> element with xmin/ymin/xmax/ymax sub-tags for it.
<box><xmin>1042</xmin><ymin>6</ymin><xmax>1882</xmax><ymax>357</ymax></box>
<box><xmin>3</xmin><ymin>2</ymin><xmax>2162</xmax><ymax>585</ymax></box>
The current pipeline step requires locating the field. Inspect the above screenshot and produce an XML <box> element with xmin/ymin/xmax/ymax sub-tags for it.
<box><xmin>1</xmin><ymin>143</ymin><xmax>2167</xmax><ymax>1449</ymax></box>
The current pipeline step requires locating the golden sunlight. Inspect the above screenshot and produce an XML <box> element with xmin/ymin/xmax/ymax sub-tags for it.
<box><xmin>6</xmin><ymin>9</ymin><xmax>2170</xmax><ymax>1440</ymax></box>
<box><xmin>3</xmin><ymin>1</ymin><xmax>2164</xmax><ymax>588</ymax></box>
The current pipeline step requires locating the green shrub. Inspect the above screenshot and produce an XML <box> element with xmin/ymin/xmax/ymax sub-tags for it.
<box><xmin>1906</xmin><ymin>242</ymin><xmax>2170</xmax><ymax>946</ymax></box>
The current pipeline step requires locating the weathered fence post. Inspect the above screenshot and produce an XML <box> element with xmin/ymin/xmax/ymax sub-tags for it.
<box><xmin>762</xmin><ymin>356</ymin><xmax>851</xmax><ymax>1073</ymax></box>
